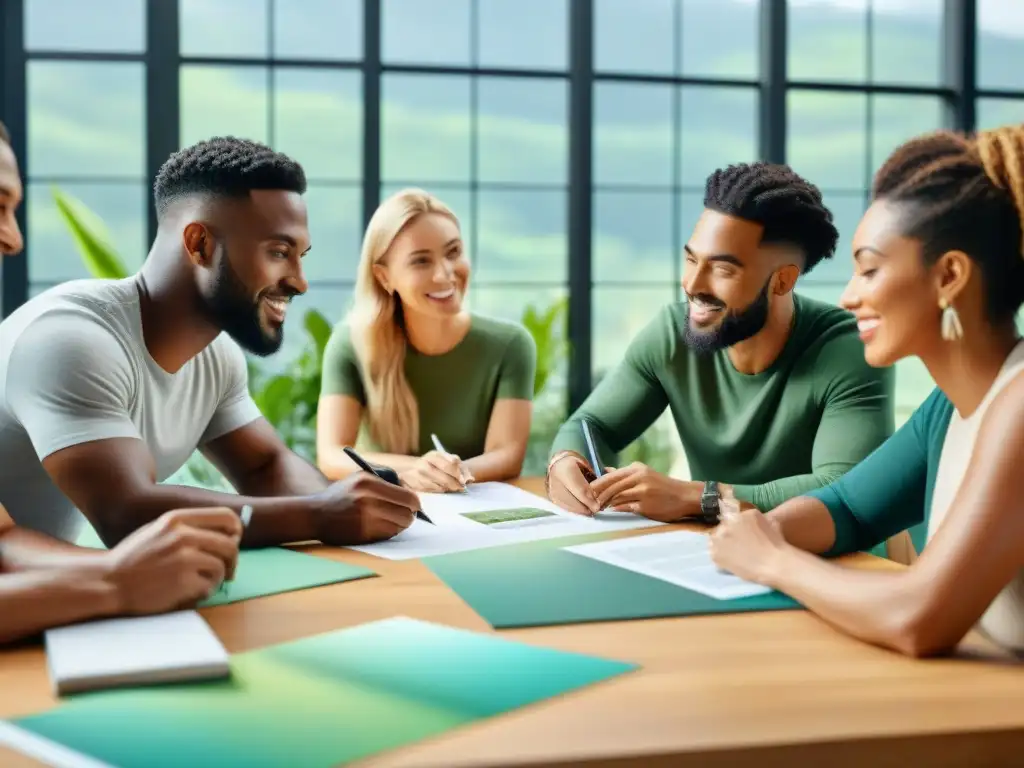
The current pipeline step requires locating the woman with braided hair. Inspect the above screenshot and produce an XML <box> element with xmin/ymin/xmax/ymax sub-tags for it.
<box><xmin>708</xmin><ymin>123</ymin><xmax>1024</xmax><ymax>658</ymax></box>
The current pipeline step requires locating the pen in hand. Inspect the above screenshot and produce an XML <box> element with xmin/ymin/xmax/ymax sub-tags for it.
<box><xmin>342</xmin><ymin>446</ymin><xmax>435</xmax><ymax>525</ymax></box>
<box><xmin>219</xmin><ymin>504</ymin><xmax>252</xmax><ymax>597</ymax></box>
<box><xmin>430</xmin><ymin>433</ymin><xmax>472</xmax><ymax>490</ymax></box>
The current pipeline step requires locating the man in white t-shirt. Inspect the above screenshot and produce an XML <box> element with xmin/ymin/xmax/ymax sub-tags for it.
<box><xmin>0</xmin><ymin>135</ymin><xmax>418</xmax><ymax>549</ymax></box>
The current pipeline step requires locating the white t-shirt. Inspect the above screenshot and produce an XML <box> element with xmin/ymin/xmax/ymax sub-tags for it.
<box><xmin>0</xmin><ymin>276</ymin><xmax>262</xmax><ymax>542</ymax></box>
<box><xmin>929</xmin><ymin>341</ymin><xmax>1024</xmax><ymax>653</ymax></box>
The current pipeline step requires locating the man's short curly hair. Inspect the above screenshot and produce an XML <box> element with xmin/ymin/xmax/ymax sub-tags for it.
<box><xmin>153</xmin><ymin>136</ymin><xmax>306</xmax><ymax>219</ymax></box>
<box><xmin>703</xmin><ymin>161</ymin><xmax>839</xmax><ymax>275</ymax></box>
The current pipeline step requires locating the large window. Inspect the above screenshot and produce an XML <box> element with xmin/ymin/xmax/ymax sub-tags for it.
<box><xmin>22</xmin><ymin>0</ymin><xmax>147</xmax><ymax>298</ymax></box>
<box><xmin>0</xmin><ymin>0</ymin><xmax>995</xmax><ymax>467</ymax></box>
<box><xmin>786</xmin><ymin>0</ymin><xmax>946</xmax><ymax>425</ymax></box>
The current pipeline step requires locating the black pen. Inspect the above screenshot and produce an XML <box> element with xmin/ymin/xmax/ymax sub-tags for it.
<box><xmin>581</xmin><ymin>419</ymin><xmax>605</xmax><ymax>478</ymax></box>
<box><xmin>343</xmin><ymin>446</ymin><xmax>435</xmax><ymax>525</ymax></box>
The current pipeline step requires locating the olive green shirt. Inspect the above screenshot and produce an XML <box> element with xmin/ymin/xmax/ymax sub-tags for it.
<box><xmin>550</xmin><ymin>294</ymin><xmax>895</xmax><ymax>510</ymax></box>
<box><xmin>320</xmin><ymin>314</ymin><xmax>537</xmax><ymax>458</ymax></box>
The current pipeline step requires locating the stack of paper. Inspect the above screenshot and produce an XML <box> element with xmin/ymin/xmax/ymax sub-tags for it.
<box><xmin>45</xmin><ymin>611</ymin><xmax>230</xmax><ymax>696</ymax></box>
<box><xmin>564</xmin><ymin>530</ymin><xmax>772</xmax><ymax>600</ymax></box>
<box><xmin>347</xmin><ymin>481</ymin><xmax>665</xmax><ymax>560</ymax></box>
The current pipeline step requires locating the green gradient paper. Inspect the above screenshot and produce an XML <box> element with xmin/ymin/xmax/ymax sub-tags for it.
<box><xmin>76</xmin><ymin>525</ymin><xmax>374</xmax><ymax>607</ymax></box>
<box><xmin>12</xmin><ymin>617</ymin><xmax>637</xmax><ymax>768</ymax></box>
<box><xmin>423</xmin><ymin>532</ymin><xmax>800</xmax><ymax>628</ymax></box>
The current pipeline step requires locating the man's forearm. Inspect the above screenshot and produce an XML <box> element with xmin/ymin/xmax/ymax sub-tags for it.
<box><xmin>90</xmin><ymin>486</ymin><xmax>319</xmax><ymax>549</ymax></box>
<box><xmin>0</xmin><ymin>527</ymin><xmax>109</xmax><ymax>573</ymax></box>
<box><xmin>236</xmin><ymin>451</ymin><xmax>331</xmax><ymax>497</ymax></box>
<box><xmin>0</xmin><ymin>564</ymin><xmax>120</xmax><ymax>644</ymax></box>
<box><xmin>730</xmin><ymin>472</ymin><xmax>844</xmax><ymax>514</ymax></box>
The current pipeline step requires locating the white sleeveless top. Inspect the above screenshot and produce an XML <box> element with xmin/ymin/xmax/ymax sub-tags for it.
<box><xmin>928</xmin><ymin>341</ymin><xmax>1024</xmax><ymax>652</ymax></box>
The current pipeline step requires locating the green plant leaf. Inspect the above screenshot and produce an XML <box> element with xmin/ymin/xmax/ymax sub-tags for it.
<box><xmin>52</xmin><ymin>187</ymin><xmax>130</xmax><ymax>280</ymax></box>
<box><xmin>253</xmin><ymin>374</ymin><xmax>295</xmax><ymax>426</ymax></box>
<box><xmin>304</xmin><ymin>309</ymin><xmax>333</xmax><ymax>357</ymax></box>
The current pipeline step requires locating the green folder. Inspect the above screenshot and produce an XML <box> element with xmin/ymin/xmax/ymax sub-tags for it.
<box><xmin>76</xmin><ymin>525</ymin><xmax>375</xmax><ymax>607</ymax></box>
<box><xmin>9</xmin><ymin>617</ymin><xmax>638</xmax><ymax>768</ymax></box>
<box><xmin>424</xmin><ymin>532</ymin><xmax>801</xmax><ymax>629</ymax></box>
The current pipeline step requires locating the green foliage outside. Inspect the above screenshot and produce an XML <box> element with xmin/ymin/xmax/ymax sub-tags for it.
<box><xmin>53</xmin><ymin>187</ymin><xmax>675</xmax><ymax>487</ymax></box>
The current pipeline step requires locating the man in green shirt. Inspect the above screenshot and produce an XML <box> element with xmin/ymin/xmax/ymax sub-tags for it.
<box><xmin>548</xmin><ymin>161</ymin><xmax>894</xmax><ymax>521</ymax></box>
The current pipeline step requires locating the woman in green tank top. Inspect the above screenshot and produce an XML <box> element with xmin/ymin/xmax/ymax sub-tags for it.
<box><xmin>708</xmin><ymin>124</ymin><xmax>1024</xmax><ymax>657</ymax></box>
<box><xmin>315</xmin><ymin>189</ymin><xmax>537</xmax><ymax>493</ymax></box>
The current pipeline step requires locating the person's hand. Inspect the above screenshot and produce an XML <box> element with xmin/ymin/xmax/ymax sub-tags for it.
<box><xmin>399</xmin><ymin>451</ymin><xmax>472</xmax><ymax>493</ymax></box>
<box><xmin>312</xmin><ymin>472</ymin><xmax>420</xmax><ymax>545</ymax></box>
<box><xmin>546</xmin><ymin>452</ymin><xmax>600</xmax><ymax>516</ymax></box>
<box><xmin>707</xmin><ymin>502</ymin><xmax>788</xmax><ymax>586</ymax></box>
<box><xmin>590</xmin><ymin>463</ymin><xmax>702</xmax><ymax>522</ymax></box>
<box><xmin>103</xmin><ymin>507</ymin><xmax>242</xmax><ymax>615</ymax></box>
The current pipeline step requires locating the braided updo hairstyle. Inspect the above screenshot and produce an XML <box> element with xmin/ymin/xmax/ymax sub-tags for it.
<box><xmin>871</xmin><ymin>124</ymin><xmax>1024</xmax><ymax>323</ymax></box>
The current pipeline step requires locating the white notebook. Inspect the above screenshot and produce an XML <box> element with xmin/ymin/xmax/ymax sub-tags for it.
<box><xmin>44</xmin><ymin>610</ymin><xmax>231</xmax><ymax>696</ymax></box>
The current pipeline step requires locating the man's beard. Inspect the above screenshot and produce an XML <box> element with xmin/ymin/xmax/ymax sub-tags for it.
<box><xmin>201</xmin><ymin>252</ymin><xmax>290</xmax><ymax>357</ymax></box>
<box><xmin>682</xmin><ymin>278</ymin><xmax>772</xmax><ymax>355</ymax></box>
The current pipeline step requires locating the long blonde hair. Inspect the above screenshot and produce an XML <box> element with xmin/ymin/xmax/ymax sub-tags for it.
<box><xmin>347</xmin><ymin>188</ymin><xmax>460</xmax><ymax>454</ymax></box>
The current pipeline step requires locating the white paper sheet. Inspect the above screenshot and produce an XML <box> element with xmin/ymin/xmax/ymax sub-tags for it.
<box><xmin>346</xmin><ymin>482</ymin><xmax>663</xmax><ymax>560</ymax></box>
<box><xmin>562</xmin><ymin>530</ymin><xmax>772</xmax><ymax>600</ymax></box>
<box><xmin>44</xmin><ymin>610</ymin><xmax>230</xmax><ymax>695</ymax></box>
<box><xmin>0</xmin><ymin>721</ymin><xmax>112</xmax><ymax>768</ymax></box>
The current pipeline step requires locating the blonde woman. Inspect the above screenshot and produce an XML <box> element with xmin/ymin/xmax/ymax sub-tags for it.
<box><xmin>316</xmin><ymin>189</ymin><xmax>537</xmax><ymax>493</ymax></box>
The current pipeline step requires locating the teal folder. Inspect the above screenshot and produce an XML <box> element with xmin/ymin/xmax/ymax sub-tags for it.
<box><xmin>9</xmin><ymin>617</ymin><xmax>638</xmax><ymax>768</ymax></box>
<box><xmin>76</xmin><ymin>525</ymin><xmax>375</xmax><ymax>607</ymax></box>
<box><xmin>424</xmin><ymin>532</ymin><xmax>801</xmax><ymax>629</ymax></box>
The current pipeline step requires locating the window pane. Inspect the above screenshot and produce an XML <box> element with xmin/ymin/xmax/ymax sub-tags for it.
<box><xmin>27</xmin><ymin>62</ymin><xmax>144</xmax><ymax>178</ymax></box>
<box><xmin>593</xmin><ymin>191</ymin><xmax>675</xmax><ymax>283</ymax></box>
<box><xmin>595</xmin><ymin>0</ymin><xmax>674</xmax><ymax>75</ymax></box>
<box><xmin>804</xmin><ymin>191</ymin><xmax>864</xmax><ymax>284</ymax></box>
<box><xmin>301</xmin><ymin>185</ymin><xmax>363</xmax><ymax>283</ymax></box>
<box><xmin>788</xmin><ymin>0</ymin><xmax>867</xmax><ymax>82</ymax></box>
<box><xmin>474</xmin><ymin>189</ymin><xmax>567</xmax><ymax>283</ymax></box>
<box><xmin>179</xmin><ymin>0</ymin><xmax>268</xmax><ymax>58</ymax></box>
<box><xmin>681</xmin><ymin>0</ymin><xmax>758</xmax><ymax>79</ymax></box>
<box><xmin>468</xmin><ymin>286</ymin><xmax>566</xmax><ymax>325</ymax></box>
<box><xmin>477</xmin><ymin>78</ymin><xmax>568</xmax><ymax>185</ymax></box>
<box><xmin>273</xmin><ymin>0</ymin><xmax>362</xmax><ymax>61</ymax></box>
<box><xmin>870</xmin><ymin>94</ymin><xmax>945</xmax><ymax>178</ymax></box>
<box><xmin>977</xmin><ymin>98</ymin><xmax>1024</xmax><ymax>131</ymax></box>
<box><xmin>679</xmin><ymin>86</ymin><xmax>758</xmax><ymax>186</ymax></box>
<box><xmin>678</xmin><ymin>190</ymin><xmax>705</xmax><ymax>254</ymax></box>
<box><xmin>382</xmin><ymin>0</ymin><xmax>471</xmax><ymax>66</ymax></box>
<box><xmin>27</xmin><ymin>182</ymin><xmax>146</xmax><ymax>283</ymax></box>
<box><xmin>180</xmin><ymin>66</ymin><xmax>268</xmax><ymax>148</ymax></box>
<box><xmin>592</xmin><ymin>286</ymin><xmax>676</xmax><ymax>376</ymax></box>
<box><xmin>379</xmin><ymin>185</ymin><xmax>474</xmax><ymax>268</ymax></box>
<box><xmin>871</xmin><ymin>0</ymin><xmax>942</xmax><ymax>86</ymax></box>
<box><xmin>25</xmin><ymin>0</ymin><xmax>144</xmax><ymax>53</ymax></box>
<box><xmin>273</xmin><ymin>68</ymin><xmax>362</xmax><ymax>183</ymax></box>
<box><xmin>478</xmin><ymin>0</ymin><xmax>568</xmax><ymax>70</ymax></box>
<box><xmin>978</xmin><ymin>0</ymin><xmax>1024</xmax><ymax>91</ymax></box>
<box><xmin>593</xmin><ymin>83</ymin><xmax>674</xmax><ymax>187</ymax></box>
<box><xmin>787</xmin><ymin>91</ymin><xmax>868</xmax><ymax>191</ymax></box>
<box><xmin>381</xmin><ymin>75</ymin><xmax>471</xmax><ymax>184</ymax></box>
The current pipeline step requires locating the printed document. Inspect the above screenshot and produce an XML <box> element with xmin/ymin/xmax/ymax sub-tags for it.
<box><xmin>563</xmin><ymin>530</ymin><xmax>772</xmax><ymax>600</ymax></box>
<box><xmin>346</xmin><ymin>482</ymin><xmax>663</xmax><ymax>560</ymax></box>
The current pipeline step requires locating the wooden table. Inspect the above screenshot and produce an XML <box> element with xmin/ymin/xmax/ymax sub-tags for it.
<box><xmin>2</xmin><ymin>478</ymin><xmax>1022</xmax><ymax>767</ymax></box>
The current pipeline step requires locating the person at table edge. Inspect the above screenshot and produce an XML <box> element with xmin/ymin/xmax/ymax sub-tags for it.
<box><xmin>547</xmin><ymin>161</ymin><xmax>895</xmax><ymax>521</ymax></box>
<box><xmin>316</xmin><ymin>188</ymin><xmax>537</xmax><ymax>493</ymax></box>
<box><xmin>0</xmin><ymin>121</ymin><xmax>245</xmax><ymax>643</ymax></box>
<box><xmin>0</xmin><ymin>135</ymin><xmax>420</xmax><ymax>552</ymax></box>
<box><xmin>710</xmin><ymin>124</ymin><xmax>1024</xmax><ymax>658</ymax></box>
